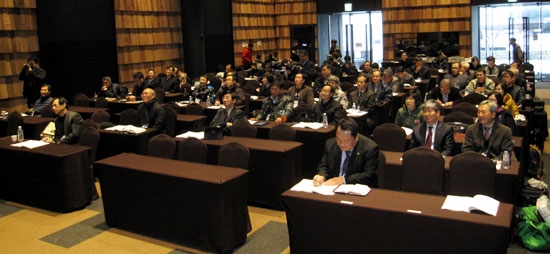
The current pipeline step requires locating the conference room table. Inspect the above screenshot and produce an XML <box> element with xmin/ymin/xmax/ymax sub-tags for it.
<box><xmin>176</xmin><ymin>102</ymin><xmax>218</xmax><ymax>125</ymax></box>
<box><xmin>0</xmin><ymin>116</ymin><xmax>53</xmax><ymax>140</ymax></box>
<box><xmin>175</xmin><ymin>136</ymin><xmax>302</xmax><ymax>209</ymax></box>
<box><xmin>95</xmin><ymin>153</ymin><xmax>249</xmax><ymax>252</ymax></box>
<box><xmin>96</xmin><ymin>128</ymin><xmax>158</xmax><ymax>160</ymax></box>
<box><xmin>0</xmin><ymin>136</ymin><xmax>94</xmax><ymax>212</ymax></box>
<box><xmin>282</xmin><ymin>188</ymin><xmax>513</xmax><ymax>254</ymax></box>
<box><xmin>89</xmin><ymin>97</ymin><xmax>142</xmax><ymax>114</ymax></box>
<box><xmin>381</xmin><ymin>150</ymin><xmax>520</xmax><ymax>203</ymax></box>
<box><xmin>69</xmin><ymin>106</ymin><xmax>109</xmax><ymax>120</ymax></box>
<box><xmin>255</xmin><ymin>122</ymin><xmax>336</xmax><ymax>179</ymax></box>
<box><xmin>176</xmin><ymin>114</ymin><xmax>207</xmax><ymax>133</ymax></box>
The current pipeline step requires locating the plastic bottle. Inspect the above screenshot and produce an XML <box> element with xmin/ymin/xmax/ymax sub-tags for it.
<box><xmin>17</xmin><ymin>126</ymin><xmax>24</xmax><ymax>141</ymax></box>
<box><xmin>352</xmin><ymin>103</ymin><xmax>357</xmax><ymax>111</ymax></box>
<box><xmin>502</xmin><ymin>150</ymin><xmax>510</xmax><ymax>169</ymax></box>
<box><xmin>189</xmin><ymin>95</ymin><xmax>192</xmax><ymax>103</ymax></box>
<box><xmin>322</xmin><ymin>113</ymin><xmax>328</xmax><ymax>128</ymax></box>
<box><xmin>266</xmin><ymin>113</ymin><xmax>271</xmax><ymax>121</ymax></box>
<box><xmin>206</xmin><ymin>95</ymin><xmax>211</xmax><ymax>106</ymax></box>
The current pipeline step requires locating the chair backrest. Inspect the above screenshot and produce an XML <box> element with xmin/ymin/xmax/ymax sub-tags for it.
<box><xmin>230</xmin><ymin>120</ymin><xmax>257</xmax><ymax>138</ymax></box>
<box><xmin>90</xmin><ymin>110</ymin><xmax>111</xmax><ymax>123</ymax></box>
<box><xmin>119</xmin><ymin>108</ymin><xmax>139</xmax><ymax>126</ymax></box>
<box><xmin>73</xmin><ymin>95</ymin><xmax>91</xmax><ymax>107</ymax></box>
<box><xmin>177</xmin><ymin>137</ymin><xmax>207</xmax><ymax>163</ymax></box>
<box><xmin>147</xmin><ymin>134</ymin><xmax>176</xmax><ymax>159</ymax></box>
<box><xmin>377</xmin><ymin>151</ymin><xmax>386</xmax><ymax>189</ymax></box>
<box><xmin>154</xmin><ymin>87</ymin><xmax>165</xmax><ymax>104</ymax></box>
<box><xmin>402</xmin><ymin>146</ymin><xmax>445</xmax><ymax>195</ymax></box>
<box><xmin>463</xmin><ymin>93</ymin><xmax>486</xmax><ymax>105</ymax></box>
<box><xmin>269</xmin><ymin>123</ymin><xmax>296</xmax><ymax>141</ymax></box>
<box><xmin>78</xmin><ymin>126</ymin><xmax>100</xmax><ymax>163</ymax></box>
<box><xmin>95</xmin><ymin>97</ymin><xmax>109</xmax><ymax>108</ymax></box>
<box><xmin>6</xmin><ymin>111</ymin><xmax>23</xmax><ymax>136</ymax></box>
<box><xmin>82</xmin><ymin>119</ymin><xmax>99</xmax><ymax>130</ymax></box>
<box><xmin>452</xmin><ymin>102</ymin><xmax>478</xmax><ymax>117</ymax></box>
<box><xmin>443</xmin><ymin>111</ymin><xmax>475</xmax><ymax>125</ymax></box>
<box><xmin>163</xmin><ymin>106</ymin><xmax>177</xmax><ymax>137</ymax></box>
<box><xmin>218</xmin><ymin>142</ymin><xmax>249</xmax><ymax>170</ymax></box>
<box><xmin>242</xmin><ymin>80</ymin><xmax>259</xmax><ymax>96</ymax></box>
<box><xmin>72</xmin><ymin>92</ymin><xmax>87</xmax><ymax>102</ymax></box>
<box><xmin>120</xmin><ymin>86</ymin><xmax>129</xmax><ymax>96</ymax></box>
<box><xmin>186</xmin><ymin>103</ymin><xmax>204</xmax><ymax>115</ymax></box>
<box><xmin>290</xmin><ymin>103</ymin><xmax>317</xmax><ymax>122</ymax></box>
<box><xmin>164</xmin><ymin>101</ymin><xmax>181</xmax><ymax>114</ymax></box>
<box><xmin>40</xmin><ymin>105</ymin><xmax>56</xmax><ymax>118</ymax></box>
<box><xmin>373</xmin><ymin>123</ymin><xmax>407</xmax><ymax>152</ymax></box>
<box><xmin>448</xmin><ymin>151</ymin><xmax>496</xmax><ymax>197</ymax></box>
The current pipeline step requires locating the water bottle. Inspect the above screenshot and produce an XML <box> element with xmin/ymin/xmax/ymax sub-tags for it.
<box><xmin>266</xmin><ymin>113</ymin><xmax>271</xmax><ymax>121</ymax></box>
<box><xmin>322</xmin><ymin>113</ymin><xmax>328</xmax><ymax>128</ymax></box>
<box><xmin>352</xmin><ymin>103</ymin><xmax>357</xmax><ymax>111</ymax></box>
<box><xmin>502</xmin><ymin>150</ymin><xmax>510</xmax><ymax>169</ymax></box>
<box><xmin>17</xmin><ymin>126</ymin><xmax>24</xmax><ymax>141</ymax></box>
<box><xmin>206</xmin><ymin>95</ymin><xmax>211</xmax><ymax>106</ymax></box>
<box><xmin>188</xmin><ymin>95</ymin><xmax>192</xmax><ymax>103</ymax></box>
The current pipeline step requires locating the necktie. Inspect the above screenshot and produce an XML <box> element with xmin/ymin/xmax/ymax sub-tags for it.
<box><xmin>425</xmin><ymin>126</ymin><xmax>433</xmax><ymax>148</ymax></box>
<box><xmin>484</xmin><ymin>127</ymin><xmax>491</xmax><ymax>141</ymax></box>
<box><xmin>359</xmin><ymin>91</ymin><xmax>363</xmax><ymax>98</ymax></box>
<box><xmin>224</xmin><ymin>110</ymin><xmax>229</xmax><ymax>121</ymax></box>
<box><xmin>340</xmin><ymin>151</ymin><xmax>351</xmax><ymax>177</ymax></box>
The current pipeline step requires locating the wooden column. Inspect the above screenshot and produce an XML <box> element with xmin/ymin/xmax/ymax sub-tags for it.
<box><xmin>274</xmin><ymin>0</ymin><xmax>317</xmax><ymax>62</ymax></box>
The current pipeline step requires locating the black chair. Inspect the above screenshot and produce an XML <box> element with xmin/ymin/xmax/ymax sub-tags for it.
<box><xmin>6</xmin><ymin>111</ymin><xmax>23</xmax><ymax>136</ymax></box>
<box><xmin>452</xmin><ymin>102</ymin><xmax>478</xmax><ymax>117</ymax></box>
<box><xmin>154</xmin><ymin>87</ymin><xmax>165</xmax><ymax>104</ymax></box>
<box><xmin>402</xmin><ymin>146</ymin><xmax>445</xmax><ymax>195</ymax></box>
<box><xmin>40</xmin><ymin>105</ymin><xmax>55</xmax><ymax>118</ymax></box>
<box><xmin>120</xmin><ymin>86</ymin><xmax>129</xmax><ymax>96</ymax></box>
<box><xmin>269</xmin><ymin>123</ymin><xmax>296</xmax><ymax>141</ymax></box>
<box><xmin>230</xmin><ymin>120</ymin><xmax>257</xmax><ymax>138</ymax></box>
<box><xmin>73</xmin><ymin>95</ymin><xmax>91</xmax><ymax>107</ymax></box>
<box><xmin>79</xmin><ymin>126</ymin><xmax>100</xmax><ymax>164</ymax></box>
<box><xmin>90</xmin><ymin>110</ymin><xmax>110</xmax><ymax>124</ymax></box>
<box><xmin>177</xmin><ymin>137</ymin><xmax>207</xmax><ymax>164</ymax></box>
<box><xmin>463</xmin><ymin>93</ymin><xmax>486</xmax><ymax>105</ymax></box>
<box><xmin>186</xmin><ymin>103</ymin><xmax>204</xmax><ymax>115</ymax></box>
<box><xmin>218</xmin><ymin>142</ymin><xmax>249</xmax><ymax>170</ymax></box>
<box><xmin>147</xmin><ymin>134</ymin><xmax>176</xmax><ymax>159</ymax></box>
<box><xmin>119</xmin><ymin>108</ymin><xmax>139</xmax><ymax>126</ymax></box>
<box><xmin>163</xmin><ymin>106</ymin><xmax>177</xmax><ymax>137</ymax></box>
<box><xmin>290</xmin><ymin>104</ymin><xmax>317</xmax><ymax>122</ymax></box>
<box><xmin>242</xmin><ymin>80</ymin><xmax>259</xmax><ymax>96</ymax></box>
<box><xmin>377</xmin><ymin>151</ymin><xmax>387</xmax><ymax>189</ymax></box>
<box><xmin>373</xmin><ymin>123</ymin><xmax>407</xmax><ymax>152</ymax></box>
<box><xmin>164</xmin><ymin>101</ymin><xmax>180</xmax><ymax>114</ymax></box>
<box><xmin>443</xmin><ymin>111</ymin><xmax>475</xmax><ymax>125</ymax></box>
<box><xmin>82</xmin><ymin>119</ymin><xmax>99</xmax><ymax>130</ymax></box>
<box><xmin>95</xmin><ymin>97</ymin><xmax>109</xmax><ymax>108</ymax></box>
<box><xmin>448</xmin><ymin>151</ymin><xmax>496</xmax><ymax>198</ymax></box>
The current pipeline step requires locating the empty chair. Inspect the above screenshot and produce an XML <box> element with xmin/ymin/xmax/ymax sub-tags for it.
<box><xmin>120</xmin><ymin>86</ymin><xmax>129</xmax><ymax>96</ymax></box>
<box><xmin>443</xmin><ymin>111</ymin><xmax>475</xmax><ymax>125</ymax></box>
<box><xmin>269</xmin><ymin>123</ymin><xmax>296</xmax><ymax>141</ymax></box>
<box><xmin>119</xmin><ymin>108</ymin><xmax>139</xmax><ymax>126</ymax></box>
<box><xmin>186</xmin><ymin>103</ymin><xmax>204</xmax><ymax>115</ymax></box>
<box><xmin>230</xmin><ymin>120</ymin><xmax>257</xmax><ymax>138</ymax></box>
<box><xmin>73</xmin><ymin>95</ymin><xmax>91</xmax><ymax>107</ymax></box>
<box><xmin>372</xmin><ymin>123</ymin><xmax>407</xmax><ymax>152</ymax></box>
<box><xmin>72</xmin><ymin>92</ymin><xmax>87</xmax><ymax>103</ymax></box>
<box><xmin>78</xmin><ymin>126</ymin><xmax>100</xmax><ymax>164</ymax></box>
<box><xmin>95</xmin><ymin>97</ymin><xmax>109</xmax><ymax>108</ymax></box>
<box><xmin>164</xmin><ymin>101</ymin><xmax>180</xmax><ymax>114</ymax></box>
<box><xmin>448</xmin><ymin>151</ymin><xmax>496</xmax><ymax>197</ymax></box>
<box><xmin>177</xmin><ymin>137</ymin><xmax>207</xmax><ymax>163</ymax></box>
<box><xmin>452</xmin><ymin>102</ymin><xmax>478</xmax><ymax>117</ymax></box>
<box><xmin>82</xmin><ymin>119</ymin><xmax>99</xmax><ymax>130</ymax></box>
<box><xmin>218</xmin><ymin>142</ymin><xmax>249</xmax><ymax>170</ymax></box>
<box><xmin>163</xmin><ymin>106</ymin><xmax>177</xmax><ymax>137</ymax></box>
<box><xmin>463</xmin><ymin>93</ymin><xmax>486</xmax><ymax>105</ymax></box>
<box><xmin>242</xmin><ymin>80</ymin><xmax>259</xmax><ymax>96</ymax></box>
<box><xmin>154</xmin><ymin>87</ymin><xmax>165</xmax><ymax>104</ymax></box>
<box><xmin>291</xmin><ymin>104</ymin><xmax>317</xmax><ymax>122</ymax></box>
<box><xmin>90</xmin><ymin>110</ymin><xmax>110</xmax><ymax>123</ymax></box>
<box><xmin>40</xmin><ymin>105</ymin><xmax>55</xmax><ymax>118</ymax></box>
<box><xmin>6</xmin><ymin>111</ymin><xmax>23</xmax><ymax>136</ymax></box>
<box><xmin>402</xmin><ymin>146</ymin><xmax>445</xmax><ymax>195</ymax></box>
<box><xmin>147</xmin><ymin>134</ymin><xmax>176</xmax><ymax>159</ymax></box>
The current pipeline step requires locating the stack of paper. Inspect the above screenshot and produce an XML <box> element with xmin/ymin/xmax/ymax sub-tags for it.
<box><xmin>333</xmin><ymin>184</ymin><xmax>371</xmax><ymax>196</ymax></box>
<box><xmin>292</xmin><ymin>122</ymin><xmax>324</xmax><ymax>129</ymax></box>
<box><xmin>176</xmin><ymin>131</ymin><xmax>204</xmax><ymax>139</ymax></box>
<box><xmin>105</xmin><ymin>125</ymin><xmax>147</xmax><ymax>134</ymax></box>
<box><xmin>11</xmin><ymin>140</ymin><xmax>49</xmax><ymax>149</ymax></box>
<box><xmin>290</xmin><ymin>179</ymin><xmax>337</xmax><ymax>195</ymax></box>
<box><xmin>441</xmin><ymin>194</ymin><xmax>500</xmax><ymax>216</ymax></box>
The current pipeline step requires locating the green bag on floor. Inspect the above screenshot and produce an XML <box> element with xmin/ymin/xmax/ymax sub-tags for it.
<box><xmin>518</xmin><ymin>206</ymin><xmax>550</xmax><ymax>251</ymax></box>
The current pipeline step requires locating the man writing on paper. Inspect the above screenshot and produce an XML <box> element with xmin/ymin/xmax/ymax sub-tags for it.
<box><xmin>313</xmin><ymin>118</ymin><xmax>379</xmax><ymax>186</ymax></box>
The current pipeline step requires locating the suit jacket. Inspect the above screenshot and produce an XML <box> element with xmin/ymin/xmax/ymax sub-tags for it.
<box><xmin>444</xmin><ymin>73</ymin><xmax>470</xmax><ymax>91</ymax></box>
<box><xmin>287</xmin><ymin>85</ymin><xmax>314</xmax><ymax>107</ymax></box>
<box><xmin>347</xmin><ymin>89</ymin><xmax>376</xmax><ymax>113</ymax></box>
<box><xmin>410</xmin><ymin>121</ymin><xmax>455</xmax><ymax>156</ymax></box>
<box><xmin>161</xmin><ymin>76</ymin><xmax>179</xmax><ymax>93</ymax></box>
<box><xmin>313</xmin><ymin>98</ymin><xmax>347</xmax><ymax>124</ymax></box>
<box><xmin>255</xmin><ymin>95</ymin><xmax>294</xmax><ymax>121</ymax></box>
<box><xmin>98</xmin><ymin>83</ymin><xmax>123</xmax><ymax>99</ymax></box>
<box><xmin>427</xmin><ymin>86</ymin><xmax>463</xmax><ymax>106</ymax></box>
<box><xmin>317</xmin><ymin>134</ymin><xmax>379</xmax><ymax>186</ymax></box>
<box><xmin>411</xmin><ymin>65</ymin><xmax>431</xmax><ymax>80</ymax></box>
<box><xmin>367</xmin><ymin>82</ymin><xmax>393</xmax><ymax>103</ymax></box>
<box><xmin>54</xmin><ymin>110</ymin><xmax>83</xmax><ymax>144</ymax></box>
<box><xmin>462</xmin><ymin>121</ymin><xmax>513</xmax><ymax>159</ymax></box>
<box><xmin>210</xmin><ymin>107</ymin><xmax>245</xmax><ymax>135</ymax></box>
<box><xmin>137</xmin><ymin>100</ymin><xmax>166</xmax><ymax>132</ymax></box>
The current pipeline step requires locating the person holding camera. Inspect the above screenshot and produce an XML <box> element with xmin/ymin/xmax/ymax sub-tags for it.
<box><xmin>19</xmin><ymin>56</ymin><xmax>46</xmax><ymax>108</ymax></box>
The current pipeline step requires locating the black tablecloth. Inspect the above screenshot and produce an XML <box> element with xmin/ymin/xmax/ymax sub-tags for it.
<box><xmin>96</xmin><ymin>128</ymin><xmax>158</xmax><ymax>160</ymax></box>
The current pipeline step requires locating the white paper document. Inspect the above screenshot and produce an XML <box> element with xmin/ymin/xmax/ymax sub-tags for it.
<box><xmin>176</xmin><ymin>131</ymin><xmax>205</xmax><ymax>139</ymax></box>
<box><xmin>290</xmin><ymin>179</ymin><xmax>337</xmax><ymax>196</ymax></box>
<box><xmin>346</xmin><ymin>109</ymin><xmax>368</xmax><ymax>117</ymax></box>
<box><xmin>333</xmin><ymin>184</ymin><xmax>371</xmax><ymax>196</ymax></box>
<box><xmin>292</xmin><ymin>122</ymin><xmax>324</xmax><ymax>129</ymax></box>
<box><xmin>11</xmin><ymin>140</ymin><xmax>49</xmax><ymax>149</ymax></box>
<box><xmin>441</xmin><ymin>194</ymin><xmax>500</xmax><ymax>216</ymax></box>
<box><xmin>105</xmin><ymin>125</ymin><xmax>147</xmax><ymax>134</ymax></box>
<box><xmin>401</xmin><ymin>127</ymin><xmax>413</xmax><ymax>136</ymax></box>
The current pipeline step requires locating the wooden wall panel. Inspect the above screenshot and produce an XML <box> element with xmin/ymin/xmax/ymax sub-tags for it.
<box><xmin>0</xmin><ymin>1</ymin><xmax>38</xmax><ymax>113</ymax></box>
<box><xmin>114</xmin><ymin>0</ymin><xmax>184</xmax><ymax>89</ymax></box>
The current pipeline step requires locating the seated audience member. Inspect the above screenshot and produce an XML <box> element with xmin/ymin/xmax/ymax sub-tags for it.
<box><xmin>488</xmin><ymin>93</ymin><xmax>516</xmax><ymax>133</ymax></box>
<box><xmin>410</xmin><ymin>100</ymin><xmax>455</xmax><ymax>156</ymax></box>
<box><xmin>144</xmin><ymin>68</ymin><xmax>160</xmax><ymax>88</ymax></box>
<box><xmin>313</xmin><ymin>64</ymin><xmax>334</xmax><ymax>98</ymax></box>
<box><xmin>313</xmin><ymin>118</ymin><xmax>379</xmax><ymax>186</ymax></box>
<box><xmin>210</xmin><ymin>93</ymin><xmax>245</xmax><ymax>135</ymax></box>
<box><xmin>258</xmin><ymin>73</ymin><xmax>273</xmax><ymax>97</ymax></box>
<box><xmin>465</xmin><ymin>69</ymin><xmax>495</xmax><ymax>96</ymax></box>
<box><xmin>314</xmin><ymin>85</ymin><xmax>347</xmax><ymax>124</ymax></box>
<box><xmin>433</xmin><ymin>50</ymin><xmax>449</xmax><ymax>72</ymax></box>
<box><xmin>359</xmin><ymin>61</ymin><xmax>373</xmax><ymax>81</ymax></box>
<box><xmin>287</xmin><ymin>73</ymin><xmax>314</xmax><ymax>107</ymax></box>
<box><xmin>160</xmin><ymin>65</ymin><xmax>179</xmax><ymax>93</ymax></box>
<box><xmin>398</xmin><ymin>52</ymin><xmax>414</xmax><ymax>70</ymax></box>
<box><xmin>341</xmin><ymin>55</ymin><xmax>358</xmax><ymax>78</ymax></box>
<box><xmin>462</xmin><ymin>100</ymin><xmax>513</xmax><ymax>159</ymax></box>
<box><xmin>501</xmin><ymin>69</ymin><xmax>525</xmax><ymax>107</ymax></box>
<box><xmin>444</xmin><ymin>62</ymin><xmax>469</xmax><ymax>91</ymax></box>
<box><xmin>367</xmin><ymin>70</ymin><xmax>392</xmax><ymax>106</ymax></box>
<box><xmin>31</xmin><ymin>84</ymin><xmax>53</xmax><ymax>116</ymax></box>
<box><xmin>177</xmin><ymin>71</ymin><xmax>192</xmax><ymax>96</ymax></box>
<box><xmin>193</xmin><ymin>75</ymin><xmax>214</xmax><ymax>102</ymax></box>
<box><xmin>98</xmin><ymin>76</ymin><xmax>123</xmax><ymax>99</ymax></box>
<box><xmin>395</xmin><ymin>93</ymin><xmax>423</xmax><ymax>129</ymax></box>
<box><xmin>132</xmin><ymin>72</ymin><xmax>149</xmax><ymax>100</ymax></box>
<box><xmin>137</xmin><ymin>88</ymin><xmax>166</xmax><ymax>132</ymax></box>
<box><xmin>214</xmin><ymin>75</ymin><xmax>246</xmax><ymax>107</ymax></box>
<box><xmin>395</xmin><ymin>66</ymin><xmax>415</xmax><ymax>88</ymax></box>
<box><xmin>347</xmin><ymin>73</ymin><xmax>376</xmax><ymax>112</ymax></box>
<box><xmin>327</xmin><ymin>75</ymin><xmax>349</xmax><ymax>109</ymax></box>
<box><xmin>251</xmin><ymin>82</ymin><xmax>293</xmax><ymax>123</ymax></box>
<box><xmin>411</xmin><ymin>57</ymin><xmax>430</xmax><ymax>80</ymax></box>
<box><xmin>484</xmin><ymin>56</ymin><xmax>500</xmax><ymax>77</ymax></box>
<box><xmin>382</xmin><ymin>68</ymin><xmax>402</xmax><ymax>93</ymax></box>
<box><xmin>493</xmin><ymin>83</ymin><xmax>519</xmax><ymax>116</ymax></box>
<box><xmin>428</xmin><ymin>78</ymin><xmax>462</xmax><ymax>107</ymax></box>
<box><xmin>51</xmin><ymin>97</ymin><xmax>83</xmax><ymax>144</ymax></box>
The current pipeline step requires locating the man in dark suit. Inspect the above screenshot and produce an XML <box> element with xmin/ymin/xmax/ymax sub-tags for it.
<box><xmin>52</xmin><ymin>97</ymin><xmax>83</xmax><ymax>144</ymax></box>
<box><xmin>287</xmin><ymin>73</ymin><xmax>314</xmax><ymax>107</ymax></box>
<box><xmin>210</xmin><ymin>93</ymin><xmax>245</xmax><ymax>135</ymax></box>
<box><xmin>294</xmin><ymin>49</ymin><xmax>316</xmax><ymax>87</ymax></box>
<box><xmin>160</xmin><ymin>65</ymin><xmax>179</xmax><ymax>93</ymax></box>
<box><xmin>427</xmin><ymin>78</ymin><xmax>462</xmax><ymax>107</ymax></box>
<box><xmin>410</xmin><ymin>99</ymin><xmax>455</xmax><ymax>156</ymax></box>
<box><xmin>347</xmin><ymin>73</ymin><xmax>376</xmax><ymax>112</ymax></box>
<box><xmin>463</xmin><ymin>100</ymin><xmax>513</xmax><ymax>159</ymax></box>
<box><xmin>313</xmin><ymin>118</ymin><xmax>379</xmax><ymax>187</ymax></box>
<box><xmin>411</xmin><ymin>57</ymin><xmax>430</xmax><ymax>80</ymax></box>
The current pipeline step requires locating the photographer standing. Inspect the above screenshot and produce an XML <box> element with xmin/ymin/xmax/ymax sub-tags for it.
<box><xmin>19</xmin><ymin>56</ymin><xmax>46</xmax><ymax>108</ymax></box>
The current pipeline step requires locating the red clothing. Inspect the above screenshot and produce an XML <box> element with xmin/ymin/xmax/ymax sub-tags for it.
<box><xmin>242</xmin><ymin>47</ymin><xmax>252</xmax><ymax>68</ymax></box>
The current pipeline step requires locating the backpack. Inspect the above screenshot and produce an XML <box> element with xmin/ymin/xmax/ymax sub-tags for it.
<box><xmin>527</xmin><ymin>144</ymin><xmax>544</xmax><ymax>180</ymax></box>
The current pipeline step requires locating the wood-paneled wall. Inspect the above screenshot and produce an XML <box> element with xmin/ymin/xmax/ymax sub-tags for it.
<box><xmin>232</xmin><ymin>0</ymin><xmax>317</xmax><ymax>67</ymax></box>
<box><xmin>382</xmin><ymin>0</ymin><xmax>472</xmax><ymax>60</ymax></box>
<box><xmin>114</xmin><ymin>0</ymin><xmax>184</xmax><ymax>89</ymax></box>
<box><xmin>0</xmin><ymin>0</ymin><xmax>38</xmax><ymax>113</ymax></box>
